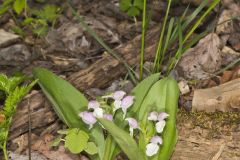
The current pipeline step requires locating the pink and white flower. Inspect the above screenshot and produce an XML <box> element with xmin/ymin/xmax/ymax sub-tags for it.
<box><xmin>125</xmin><ymin>117</ymin><xmax>139</xmax><ymax>136</ymax></box>
<box><xmin>88</xmin><ymin>100</ymin><xmax>100</xmax><ymax>110</ymax></box>
<box><xmin>146</xmin><ymin>136</ymin><xmax>163</xmax><ymax>157</ymax></box>
<box><xmin>79</xmin><ymin>111</ymin><xmax>97</xmax><ymax>129</ymax></box>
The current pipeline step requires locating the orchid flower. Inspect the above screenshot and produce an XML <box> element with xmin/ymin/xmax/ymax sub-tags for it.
<box><xmin>88</xmin><ymin>100</ymin><xmax>100</xmax><ymax>110</ymax></box>
<box><xmin>156</xmin><ymin>120</ymin><xmax>166</xmax><ymax>133</ymax></box>
<box><xmin>113</xmin><ymin>91</ymin><xmax>126</xmax><ymax>100</ymax></box>
<box><xmin>148</xmin><ymin>111</ymin><xmax>169</xmax><ymax>133</ymax></box>
<box><xmin>157</xmin><ymin>112</ymin><xmax>169</xmax><ymax>121</ymax></box>
<box><xmin>93</xmin><ymin>107</ymin><xmax>104</xmax><ymax>118</ymax></box>
<box><xmin>102</xmin><ymin>90</ymin><xmax>126</xmax><ymax>100</ymax></box>
<box><xmin>113</xmin><ymin>100</ymin><xmax>122</xmax><ymax>112</ymax></box>
<box><xmin>125</xmin><ymin>117</ymin><xmax>139</xmax><ymax>136</ymax></box>
<box><xmin>79</xmin><ymin>111</ymin><xmax>97</xmax><ymax>129</ymax></box>
<box><xmin>103</xmin><ymin>114</ymin><xmax>113</xmax><ymax>121</ymax></box>
<box><xmin>121</xmin><ymin>96</ymin><xmax>134</xmax><ymax>118</ymax></box>
<box><xmin>148</xmin><ymin>111</ymin><xmax>158</xmax><ymax>121</ymax></box>
<box><xmin>146</xmin><ymin>136</ymin><xmax>163</xmax><ymax>157</ymax></box>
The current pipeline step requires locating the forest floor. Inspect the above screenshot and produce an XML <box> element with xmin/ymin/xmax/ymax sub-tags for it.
<box><xmin>0</xmin><ymin>0</ymin><xmax>240</xmax><ymax>159</ymax></box>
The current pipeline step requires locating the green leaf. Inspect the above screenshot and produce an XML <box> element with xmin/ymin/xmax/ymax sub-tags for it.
<box><xmin>22</xmin><ymin>17</ymin><xmax>34</xmax><ymax>26</ymax></box>
<box><xmin>32</xmin><ymin>25</ymin><xmax>48</xmax><ymax>36</ymax></box>
<box><xmin>32</xmin><ymin>5</ymin><xmax>59</xmax><ymax>22</ymax></box>
<box><xmin>0</xmin><ymin>5</ymin><xmax>10</xmax><ymax>15</ymax></box>
<box><xmin>84</xmin><ymin>142</ymin><xmax>98</xmax><ymax>155</ymax></box>
<box><xmin>11</xmin><ymin>26</ymin><xmax>25</xmax><ymax>37</ymax></box>
<box><xmin>57</xmin><ymin>129</ymin><xmax>70</xmax><ymax>135</ymax></box>
<box><xmin>32</xmin><ymin>67</ymin><xmax>88</xmax><ymax>128</ymax></box>
<box><xmin>137</xmin><ymin>78</ymin><xmax>169</xmax><ymax>120</ymax></box>
<box><xmin>127</xmin><ymin>7</ymin><xmax>140</xmax><ymax>17</ymax></box>
<box><xmin>65</xmin><ymin>129</ymin><xmax>89</xmax><ymax>154</ymax></box>
<box><xmin>157</xmin><ymin>77</ymin><xmax>179</xmax><ymax>159</ymax></box>
<box><xmin>50</xmin><ymin>136</ymin><xmax>62</xmax><ymax>147</ymax></box>
<box><xmin>133</xmin><ymin>0</ymin><xmax>143</xmax><ymax>10</ymax></box>
<box><xmin>13</xmin><ymin>0</ymin><xmax>26</xmax><ymax>14</ymax></box>
<box><xmin>130</xmin><ymin>73</ymin><xmax>160</xmax><ymax>115</ymax></box>
<box><xmin>90</xmin><ymin>125</ymin><xmax>105</xmax><ymax>160</ymax></box>
<box><xmin>103</xmin><ymin>135</ymin><xmax>116</xmax><ymax>160</ymax></box>
<box><xmin>99</xmin><ymin>118</ymin><xmax>145</xmax><ymax>160</ymax></box>
<box><xmin>136</xmin><ymin>77</ymin><xmax>179</xmax><ymax>159</ymax></box>
<box><xmin>119</xmin><ymin>0</ymin><xmax>131</xmax><ymax>12</ymax></box>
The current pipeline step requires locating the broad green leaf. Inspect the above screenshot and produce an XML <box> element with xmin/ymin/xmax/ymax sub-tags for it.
<box><xmin>157</xmin><ymin>77</ymin><xmax>179</xmax><ymax>159</ymax></box>
<box><xmin>119</xmin><ymin>0</ymin><xmax>131</xmax><ymax>12</ymax></box>
<box><xmin>137</xmin><ymin>77</ymin><xmax>179</xmax><ymax>159</ymax></box>
<box><xmin>99</xmin><ymin>118</ymin><xmax>145</xmax><ymax>160</ymax></box>
<box><xmin>144</xmin><ymin>77</ymin><xmax>179</xmax><ymax>160</ymax></box>
<box><xmin>65</xmin><ymin>129</ymin><xmax>89</xmax><ymax>154</ymax></box>
<box><xmin>103</xmin><ymin>135</ymin><xmax>116</xmax><ymax>160</ymax></box>
<box><xmin>138</xmin><ymin>78</ymin><xmax>169</xmax><ymax>121</ymax></box>
<box><xmin>130</xmin><ymin>73</ymin><xmax>160</xmax><ymax>115</ymax></box>
<box><xmin>134</xmin><ymin>0</ymin><xmax>143</xmax><ymax>10</ymax></box>
<box><xmin>127</xmin><ymin>7</ymin><xmax>140</xmax><ymax>17</ymax></box>
<box><xmin>90</xmin><ymin>125</ymin><xmax>105</xmax><ymax>160</ymax></box>
<box><xmin>84</xmin><ymin>142</ymin><xmax>98</xmax><ymax>155</ymax></box>
<box><xmin>32</xmin><ymin>67</ymin><xmax>88</xmax><ymax>128</ymax></box>
<box><xmin>13</xmin><ymin>0</ymin><xmax>25</xmax><ymax>14</ymax></box>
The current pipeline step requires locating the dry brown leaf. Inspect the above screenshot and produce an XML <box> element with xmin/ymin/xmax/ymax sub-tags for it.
<box><xmin>177</xmin><ymin>33</ymin><xmax>223</xmax><ymax>80</ymax></box>
<box><xmin>32</xmin><ymin>134</ymin><xmax>79</xmax><ymax>160</ymax></box>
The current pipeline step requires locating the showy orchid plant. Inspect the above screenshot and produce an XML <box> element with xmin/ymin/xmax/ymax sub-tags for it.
<box><xmin>33</xmin><ymin>68</ymin><xmax>180</xmax><ymax>160</ymax></box>
<box><xmin>77</xmin><ymin>90</ymin><xmax>169</xmax><ymax>157</ymax></box>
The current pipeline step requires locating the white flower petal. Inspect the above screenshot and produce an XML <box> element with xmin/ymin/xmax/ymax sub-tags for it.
<box><xmin>93</xmin><ymin>107</ymin><xmax>104</xmax><ymax>118</ymax></box>
<box><xmin>148</xmin><ymin>111</ymin><xmax>158</xmax><ymax>121</ymax></box>
<box><xmin>146</xmin><ymin>143</ymin><xmax>159</xmax><ymax>157</ymax></box>
<box><xmin>88</xmin><ymin>100</ymin><xmax>100</xmax><ymax>109</ymax></box>
<box><xmin>156</xmin><ymin>120</ymin><xmax>166</xmax><ymax>133</ymax></box>
<box><xmin>158</xmin><ymin>112</ymin><xmax>169</xmax><ymax>121</ymax></box>
<box><xmin>113</xmin><ymin>100</ymin><xmax>122</xmax><ymax>112</ymax></box>
<box><xmin>113</xmin><ymin>91</ymin><xmax>126</xmax><ymax>100</ymax></box>
<box><xmin>150</xmin><ymin>136</ymin><xmax>163</xmax><ymax>145</ymax></box>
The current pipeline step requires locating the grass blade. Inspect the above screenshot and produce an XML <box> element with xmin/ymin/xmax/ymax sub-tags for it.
<box><xmin>140</xmin><ymin>0</ymin><xmax>147</xmax><ymax>80</ymax></box>
<box><xmin>153</xmin><ymin>0</ymin><xmax>172</xmax><ymax>73</ymax></box>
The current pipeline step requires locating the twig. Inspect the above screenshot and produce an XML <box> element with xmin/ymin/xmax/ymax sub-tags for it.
<box><xmin>27</xmin><ymin>98</ymin><xmax>31</xmax><ymax>160</ymax></box>
<box><xmin>211</xmin><ymin>144</ymin><xmax>225</xmax><ymax>160</ymax></box>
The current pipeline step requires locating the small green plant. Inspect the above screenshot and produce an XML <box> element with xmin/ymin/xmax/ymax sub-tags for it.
<box><xmin>0</xmin><ymin>0</ymin><xmax>61</xmax><ymax>37</ymax></box>
<box><xmin>28</xmin><ymin>4</ymin><xmax>60</xmax><ymax>36</ymax></box>
<box><xmin>0</xmin><ymin>0</ymin><xmax>26</xmax><ymax>15</ymax></box>
<box><xmin>120</xmin><ymin>0</ymin><xmax>143</xmax><ymax>17</ymax></box>
<box><xmin>33</xmin><ymin>68</ymin><xmax>179</xmax><ymax>160</ymax></box>
<box><xmin>52</xmin><ymin>128</ymin><xmax>98</xmax><ymax>155</ymax></box>
<box><xmin>139</xmin><ymin>0</ymin><xmax>220</xmax><ymax>76</ymax></box>
<box><xmin>0</xmin><ymin>74</ymin><xmax>37</xmax><ymax>160</ymax></box>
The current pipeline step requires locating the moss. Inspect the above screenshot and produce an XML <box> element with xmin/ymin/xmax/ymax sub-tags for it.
<box><xmin>177</xmin><ymin>108</ymin><xmax>240</xmax><ymax>138</ymax></box>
